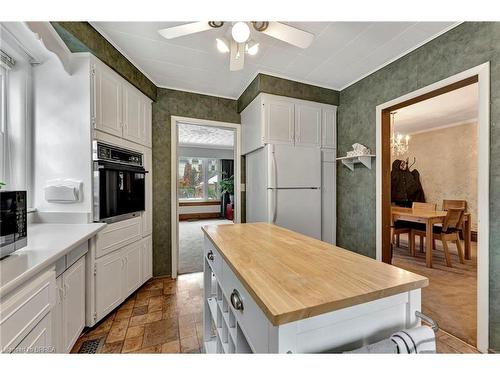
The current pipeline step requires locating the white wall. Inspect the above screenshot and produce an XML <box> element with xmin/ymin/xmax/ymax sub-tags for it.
<box><xmin>179</xmin><ymin>145</ymin><xmax>234</xmax><ymax>160</ymax></box>
<box><xmin>33</xmin><ymin>53</ymin><xmax>92</xmax><ymax>213</ymax></box>
<box><xmin>179</xmin><ymin>204</ymin><xmax>221</xmax><ymax>215</ymax></box>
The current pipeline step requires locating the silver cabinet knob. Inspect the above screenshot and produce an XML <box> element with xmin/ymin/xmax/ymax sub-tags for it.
<box><xmin>230</xmin><ymin>289</ymin><xmax>243</xmax><ymax>311</ymax></box>
<box><xmin>207</xmin><ymin>250</ymin><xmax>214</xmax><ymax>261</ymax></box>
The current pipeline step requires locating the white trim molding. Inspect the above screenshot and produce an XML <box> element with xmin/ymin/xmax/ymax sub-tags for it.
<box><xmin>170</xmin><ymin>116</ymin><xmax>241</xmax><ymax>279</ymax></box>
<box><xmin>375</xmin><ymin>62</ymin><xmax>490</xmax><ymax>353</ymax></box>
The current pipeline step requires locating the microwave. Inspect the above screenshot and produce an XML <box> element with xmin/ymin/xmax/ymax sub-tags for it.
<box><xmin>93</xmin><ymin>142</ymin><xmax>147</xmax><ymax>224</ymax></box>
<box><xmin>0</xmin><ymin>190</ymin><xmax>27</xmax><ymax>258</ymax></box>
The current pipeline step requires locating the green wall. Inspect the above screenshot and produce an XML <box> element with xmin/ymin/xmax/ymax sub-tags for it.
<box><xmin>237</xmin><ymin>73</ymin><xmax>339</xmax><ymax>112</ymax></box>
<box><xmin>337</xmin><ymin>22</ymin><xmax>500</xmax><ymax>350</ymax></box>
<box><xmin>51</xmin><ymin>22</ymin><xmax>157</xmax><ymax>100</ymax></box>
<box><xmin>152</xmin><ymin>88</ymin><xmax>240</xmax><ymax>276</ymax></box>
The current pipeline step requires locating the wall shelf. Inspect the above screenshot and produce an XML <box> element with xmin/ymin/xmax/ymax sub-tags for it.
<box><xmin>336</xmin><ymin>155</ymin><xmax>376</xmax><ymax>171</ymax></box>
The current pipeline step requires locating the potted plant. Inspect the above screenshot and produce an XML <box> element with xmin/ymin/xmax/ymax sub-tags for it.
<box><xmin>220</xmin><ymin>175</ymin><xmax>234</xmax><ymax>203</ymax></box>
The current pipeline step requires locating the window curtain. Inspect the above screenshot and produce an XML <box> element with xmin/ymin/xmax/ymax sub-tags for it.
<box><xmin>220</xmin><ymin>159</ymin><xmax>234</xmax><ymax>218</ymax></box>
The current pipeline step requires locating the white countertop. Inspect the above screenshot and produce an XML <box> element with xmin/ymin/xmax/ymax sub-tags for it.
<box><xmin>0</xmin><ymin>223</ymin><xmax>106</xmax><ymax>297</ymax></box>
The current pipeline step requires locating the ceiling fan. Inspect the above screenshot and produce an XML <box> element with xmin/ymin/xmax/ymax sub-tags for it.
<box><xmin>157</xmin><ymin>21</ymin><xmax>314</xmax><ymax>71</ymax></box>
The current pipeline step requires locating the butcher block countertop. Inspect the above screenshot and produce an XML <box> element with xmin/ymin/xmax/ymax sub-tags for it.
<box><xmin>202</xmin><ymin>223</ymin><xmax>428</xmax><ymax>326</ymax></box>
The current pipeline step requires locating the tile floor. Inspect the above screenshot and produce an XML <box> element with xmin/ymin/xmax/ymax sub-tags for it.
<box><xmin>72</xmin><ymin>272</ymin><xmax>479</xmax><ymax>354</ymax></box>
<box><xmin>71</xmin><ymin>273</ymin><xmax>204</xmax><ymax>354</ymax></box>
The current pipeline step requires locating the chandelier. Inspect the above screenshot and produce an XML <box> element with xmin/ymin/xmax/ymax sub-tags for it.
<box><xmin>390</xmin><ymin>111</ymin><xmax>410</xmax><ymax>156</ymax></box>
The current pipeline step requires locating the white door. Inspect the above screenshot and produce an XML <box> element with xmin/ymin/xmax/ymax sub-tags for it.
<box><xmin>95</xmin><ymin>249</ymin><xmax>124</xmax><ymax>319</ymax></box>
<box><xmin>123</xmin><ymin>241</ymin><xmax>143</xmax><ymax>297</ymax></box>
<box><xmin>272</xmin><ymin>188</ymin><xmax>322</xmax><ymax>239</ymax></box>
<box><xmin>62</xmin><ymin>257</ymin><xmax>85</xmax><ymax>353</ymax></box>
<box><xmin>269</xmin><ymin>144</ymin><xmax>321</xmax><ymax>188</ymax></box>
<box><xmin>123</xmin><ymin>84</ymin><xmax>143</xmax><ymax>144</ymax></box>
<box><xmin>321</xmin><ymin>107</ymin><xmax>337</xmax><ymax>149</ymax></box>
<box><xmin>295</xmin><ymin>103</ymin><xmax>321</xmax><ymax>147</ymax></box>
<box><xmin>321</xmin><ymin>156</ymin><xmax>336</xmax><ymax>244</ymax></box>
<box><xmin>264</xmin><ymin>98</ymin><xmax>294</xmax><ymax>145</ymax></box>
<box><xmin>94</xmin><ymin>64</ymin><xmax>122</xmax><ymax>137</ymax></box>
<box><xmin>142</xmin><ymin>237</ymin><xmax>153</xmax><ymax>283</ymax></box>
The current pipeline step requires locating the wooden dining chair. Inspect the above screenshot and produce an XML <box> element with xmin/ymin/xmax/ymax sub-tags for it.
<box><xmin>411</xmin><ymin>202</ymin><xmax>437</xmax><ymax>253</ymax></box>
<box><xmin>412</xmin><ymin>208</ymin><xmax>465</xmax><ymax>267</ymax></box>
<box><xmin>393</xmin><ymin>202</ymin><xmax>436</xmax><ymax>255</ymax></box>
<box><xmin>442</xmin><ymin>199</ymin><xmax>468</xmax><ymax>240</ymax></box>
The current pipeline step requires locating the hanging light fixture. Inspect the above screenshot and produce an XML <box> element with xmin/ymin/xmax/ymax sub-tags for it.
<box><xmin>231</xmin><ymin>22</ymin><xmax>250</xmax><ymax>43</ymax></box>
<box><xmin>390</xmin><ymin>111</ymin><xmax>410</xmax><ymax>156</ymax></box>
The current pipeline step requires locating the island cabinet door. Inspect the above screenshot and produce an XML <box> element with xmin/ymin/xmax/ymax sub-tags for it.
<box><xmin>220</xmin><ymin>261</ymin><xmax>271</xmax><ymax>353</ymax></box>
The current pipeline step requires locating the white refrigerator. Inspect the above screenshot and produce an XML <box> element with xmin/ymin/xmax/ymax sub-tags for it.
<box><xmin>246</xmin><ymin>144</ymin><xmax>321</xmax><ymax>239</ymax></box>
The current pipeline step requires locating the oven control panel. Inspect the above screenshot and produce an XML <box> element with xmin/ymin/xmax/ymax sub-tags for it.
<box><xmin>94</xmin><ymin>142</ymin><xmax>143</xmax><ymax>166</ymax></box>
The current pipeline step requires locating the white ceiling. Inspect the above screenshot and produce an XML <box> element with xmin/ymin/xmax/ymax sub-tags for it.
<box><xmin>178</xmin><ymin>123</ymin><xmax>234</xmax><ymax>148</ymax></box>
<box><xmin>91</xmin><ymin>21</ymin><xmax>457</xmax><ymax>99</ymax></box>
<box><xmin>394</xmin><ymin>83</ymin><xmax>478</xmax><ymax>135</ymax></box>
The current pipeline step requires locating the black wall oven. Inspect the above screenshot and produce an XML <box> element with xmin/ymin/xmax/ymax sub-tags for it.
<box><xmin>93</xmin><ymin>142</ymin><xmax>147</xmax><ymax>223</ymax></box>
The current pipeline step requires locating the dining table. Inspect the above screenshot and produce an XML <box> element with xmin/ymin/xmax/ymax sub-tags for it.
<box><xmin>391</xmin><ymin>206</ymin><xmax>472</xmax><ymax>268</ymax></box>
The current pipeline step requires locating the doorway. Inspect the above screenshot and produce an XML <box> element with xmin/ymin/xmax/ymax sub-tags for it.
<box><xmin>375</xmin><ymin>63</ymin><xmax>490</xmax><ymax>352</ymax></box>
<box><xmin>170</xmin><ymin>116</ymin><xmax>241</xmax><ymax>278</ymax></box>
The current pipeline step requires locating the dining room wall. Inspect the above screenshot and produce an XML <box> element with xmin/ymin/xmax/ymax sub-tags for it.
<box><xmin>336</xmin><ymin>22</ymin><xmax>500</xmax><ymax>350</ymax></box>
<box><xmin>392</xmin><ymin>122</ymin><xmax>478</xmax><ymax>231</ymax></box>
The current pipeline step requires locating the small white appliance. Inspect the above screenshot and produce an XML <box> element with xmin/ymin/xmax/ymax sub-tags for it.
<box><xmin>246</xmin><ymin>144</ymin><xmax>321</xmax><ymax>239</ymax></box>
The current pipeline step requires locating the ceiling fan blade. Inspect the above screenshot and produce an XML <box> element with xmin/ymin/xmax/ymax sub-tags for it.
<box><xmin>158</xmin><ymin>22</ymin><xmax>212</xmax><ymax>39</ymax></box>
<box><xmin>230</xmin><ymin>41</ymin><xmax>244</xmax><ymax>71</ymax></box>
<box><xmin>261</xmin><ymin>21</ymin><xmax>314</xmax><ymax>48</ymax></box>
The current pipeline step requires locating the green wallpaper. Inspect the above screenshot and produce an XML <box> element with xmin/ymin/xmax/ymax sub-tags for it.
<box><xmin>336</xmin><ymin>22</ymin><xmax>500</xmax><ymax>350</ymax></box>
<box><xmin>237</xmin><ymin>73</ymin><xmax>339</xmax><ymax>112</ymax></box>
<box><xmin>152</xmin><ymin>88</ymin><xmax>240</xmax><ymax>276</ymax></box>
<box><xmin>51</xmin><ymin>22</ymin><xmax>157</xmax><ymax>100</ymax></box>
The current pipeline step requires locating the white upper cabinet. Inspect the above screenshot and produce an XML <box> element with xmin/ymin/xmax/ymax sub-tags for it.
<box><xmin>295</xmin><ymin>103</ymin><xmax>321</xmax><ymax>148</ymax></box>
<box><xmin>92</xmin><ymin>58</ymin><xmax>152</xmax><ymax>148</ymax></box>
<box><xmin>122</xmin><ymin>83</ymin><xmax>143</xmax><ymax>144</ymax></box>
<box><xmin>93</xmin><ymin>63</ymin><xmax>122</xmax><ymax>137</ymax></box>
<box><xmin>264</xmin><ymin>97</ymin><xmax>295</xmax><ymax>145</ymax></box>
<box><xmin>242</xmin><ymin>93</ymin><xmax>337</xmax><ymax>154</ymax></box>
<box><xmin>321</xmin><ymin>107</ymin><xmax>337</xmax><ymax>149</ymax></box>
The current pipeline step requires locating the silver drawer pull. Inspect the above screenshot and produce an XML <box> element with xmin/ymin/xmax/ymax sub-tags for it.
<box><xmin>207</xmin><ymin>250</ymin><xmax>215</xmax><ymax>261</ymax></box>
<box><xmin>230</xmin><ymin>289</ymin><xmax>243</xmax><ymax>311</ymax></box>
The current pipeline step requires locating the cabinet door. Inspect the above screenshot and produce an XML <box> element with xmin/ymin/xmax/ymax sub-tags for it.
<box><xmin>143</xmin><ymin>100</ymin><xmax>152</xmax><ymax>148</ymax></box>
<box><xmin>321</xmin><ymin>151</ymin><xmax>336</xmax><ymax>244</ymax></box>
<box><xmin>53</xmin><ymin>277</ymin><xmax>64</xmax><ymax>353</ymax></box>
<box><xmin>94</xmin><ymin>64</ymin><xmax>123</xmax><ymax>137</ymax></box>
<box><xmin>123</xmin><ymin>241</ymin><xmax>143</xmax><ymax>297</ymax></box>
<box><xmin>95</xmin><ymin>250</ymin><xmax>124</xmax><ymax>320</ymax></box>
<box><xmin>321</xmin><ymin>107</ymin><xmax>337</xmax><ymax>149</ymax></box>
<box><xmin>14</xmin><ymin>313</ymin><xmax>52</xmax><ymax>354</ymax></box>
<box><xmin>295</xmin><ymin>103</ymin><xmax>321</xmax><ymax>148</ymax></box>
<box><xmin>123</xmin><ymin>84</ymin><xmax>143</xmax><ymax>144</ymax></box>
<box><xmin>62</xmin><ymin>257</ymin><xmax>86</xmax><ymax>353</ymax></box>
<box><xmin>142</xmin><ymin>237</ymin><xmax>153</xmax><ymax>283</ymax></box>
<box><xmin>264</xmin><ymin>98</ymin><xmax>294</xmax><ymax>145</ymax></box>
<box><xmin>142</xmin><ymin>147</ymin><xmax>153</xmax><ymax>237</ymax></box>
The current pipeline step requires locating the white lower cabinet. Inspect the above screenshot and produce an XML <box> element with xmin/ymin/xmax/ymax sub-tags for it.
<box><xmin>54</xmin><ymin>256</ymin><xmax>86</xmax><ymax>353</ymax></box>
<box><xmin>15</xmin><ymin>313</ymin><xmax>53</xmax><ymax>354</ymax></box>
<box><xmin>93</xmin><ymin>236</ymin><xmax>152</xmax><ymax>323</ymax></box>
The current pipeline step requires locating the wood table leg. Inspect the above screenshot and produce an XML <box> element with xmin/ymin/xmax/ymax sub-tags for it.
<box><xmin>425</xmin><ymin>219</ymin><xmax>433</xmax><ymax>268</ymax></box>
<box><xmin>464</xmin><ymin>216</ymin><xmax>471</xmax><ymax>260</ymax></box>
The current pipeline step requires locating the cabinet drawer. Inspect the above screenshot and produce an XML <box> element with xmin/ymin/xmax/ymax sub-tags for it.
<box><xmin>221</xmin><ymin>262</ymin><xmax>269</xmax><ymax>353</ymax></box>
<box><xmin>96</xmin><ymin>216</ymin><xmax>142</xmax><ymax>258</ymax></box>
<box><xmin>66</xmin><ymin>241</ymin><xmax>88</xmax><ymax>268</ymax></box>
<box><xmin>13</xmin><ymin>313</ymin><xmax>53</xmax><ymax>354</ymax></box>
<box><xmin>204</xmin><ymin>238</ymin><xmax>222</xmax><ymax>279</ymax></box>
<box><xmin>0</xmin><ymin>270</ymin><xmax>56</xmax><ymax>353</ymax></box>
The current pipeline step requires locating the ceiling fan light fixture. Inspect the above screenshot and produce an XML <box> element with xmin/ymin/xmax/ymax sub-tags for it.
<box><xmin>216</xmin><ymin>37</ymin><xmax>230</xmax><ymax>53</ymax></box>
<box><xmin>246</xmin><ymin>41</ymin><xmax>259</xmax><ymax>56</ymax></box>
<box><xmin>231</xmin><ymin>22</ymin><xmax>250</xmax><ymax>43</ymax></box>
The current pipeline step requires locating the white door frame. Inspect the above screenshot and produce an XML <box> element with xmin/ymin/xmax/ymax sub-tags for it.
<box><xmin>170</xmin><ymin>116</ymin><xmax>241</xmax><ymax>279</ymax></box>
<box><xmin>375</xmin><ymin>62</ymin><xmax>490</xmax><ymax>352</ymax></box>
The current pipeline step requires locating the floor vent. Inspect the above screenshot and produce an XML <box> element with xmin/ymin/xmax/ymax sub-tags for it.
<box><xmin>78</xmin><ymin>338</ymin><xmax>104</xmax><ymax>354</ymax></box>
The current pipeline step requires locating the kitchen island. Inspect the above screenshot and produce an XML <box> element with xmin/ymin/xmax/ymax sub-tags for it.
<box><xmin>202</xmin><ymin>223</ymin><xmax>428</xmax><ymax>353</ymax></box>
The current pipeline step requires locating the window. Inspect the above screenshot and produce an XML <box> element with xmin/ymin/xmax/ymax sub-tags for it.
<box><xmin>178</xmin><ymin>157</ymin><xmax>220</xmax><ymax>201</ymax></box>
